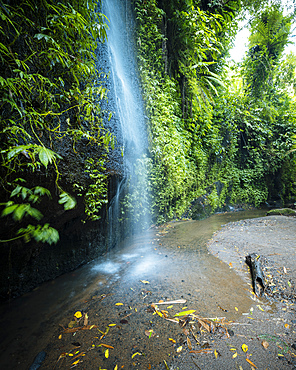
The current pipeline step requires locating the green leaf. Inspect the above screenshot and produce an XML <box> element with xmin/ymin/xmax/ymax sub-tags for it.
<box><xmin>58</xmin><ymin>192</ymin><xmax>77</xmax><ymax>210</ymax></box>
<box><xmin>174</xmin><ymin>310</ymin><xmax>196</xmax><ymax>317</ymax></box>
<box><xmin>1</xmin><ymin>203</ymin><xmax>18</xmax><ymax>217</ymax></box>
<box><xmin>18</xmin><ymin>224</ymin><xmax>59</xmax><ymax>245</ymax></box>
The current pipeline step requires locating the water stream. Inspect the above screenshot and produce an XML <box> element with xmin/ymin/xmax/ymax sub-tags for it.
<box><xmin>0</xmin><ymin>209</ymin><xmax>267</xmax><ymax>369</ymax></box>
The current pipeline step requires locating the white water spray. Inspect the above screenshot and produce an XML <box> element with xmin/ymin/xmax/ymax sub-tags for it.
<box><xmin>103</xmin><ymin>0</ymin><xmax>150</xmax><ymax>247</ymax></box>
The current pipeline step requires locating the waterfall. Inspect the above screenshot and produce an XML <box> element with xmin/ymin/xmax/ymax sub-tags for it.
<box><xmin>101</xmin><ymin>0</ymin><xmax>150</xmax><ymax>248</ymax></box>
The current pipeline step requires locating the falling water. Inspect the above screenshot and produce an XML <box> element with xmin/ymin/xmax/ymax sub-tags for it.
<box><xmin>102</xmin><ymin>0</ymin><xmax>150</xmax><ymax>248</ymax></box>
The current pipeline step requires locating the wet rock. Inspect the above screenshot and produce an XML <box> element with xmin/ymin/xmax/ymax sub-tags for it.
<box><xmin>29</xmin><ymin>351</ymin><xmax>46</xmax><ymax>370</ymax></box>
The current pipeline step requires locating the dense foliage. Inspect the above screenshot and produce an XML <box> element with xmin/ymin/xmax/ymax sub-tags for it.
<box><xmin>1</xmin><ymin>0</ymin><xmax>296</xmax><ymax>244</ymax></box>
<box><xmin>134</xmin><ymin>0</ymin><xmax>296</xmax><ymax>223</ymax></box>
<box><xmin>0</xmin><ymin>0</ymin><xmax>113</xmax><ymax>244</ymax></box>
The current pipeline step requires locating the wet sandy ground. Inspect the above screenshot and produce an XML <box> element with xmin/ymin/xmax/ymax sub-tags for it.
<box><xmin>1</xmin><ymin>212</ymin><xmax>295</xmax><ymax>369</ymax></box>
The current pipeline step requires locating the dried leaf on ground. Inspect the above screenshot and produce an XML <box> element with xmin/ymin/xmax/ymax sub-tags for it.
<box><xmin>189</xmin><ymin>349</ymin><xmax>212</xmax><ymax>354</ymax></box>
<box><xmin>152</xmin><ymin>299</ymin><xmax>186</xmax><ymax>305</ymax></box>
<box><xmin>246</xmin><ymin>358</ymin><xmax>257</xmax><ymax>368</ymax></box>
<box><xmin>83</xmin><ymin>313</ymin><xmax>88</xmax><ymax>326</ymax></box>
<box><xmin>99</xmin><ymin>344</ymin><xmax>114</xmax><ymax>349</ymax></box>
<box><xmin>63</xmin><ymin>324</ymin><xmax>98</xmax><ymax>333</ymax></box>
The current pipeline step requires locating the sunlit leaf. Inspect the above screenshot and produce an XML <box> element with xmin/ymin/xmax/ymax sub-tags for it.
<box><xmin>109</xmin><ymin>324</ymin><xmax>116</xmax><ymax>327</ymax></box>
<box><xmin>131</xmin><ymin>352</ymin><xmax>141</xmax><ymax>359</ymax></box>
<box><xmin>105</xmin><ymin>348</ymin><xmax>109</xmax><ymax>358</ymax></box>
<box><xmin>115</xmin><ymin>303</ymin><xmax>123</xmax><ymax>306</ymax></box>
<box><xmin>232</xmin><ymin>352</ymin><xmax>238</xmax><ymax>358</ymax></box>
<box><xmin>169</xmin><ymin>338</ymin><xmax>176</xmax><ymax>343</ymax></box>
<box><xmin>176</xmin><ymin>346</ymin><xmax>183</xmax><ymax>353</ymax></box>
<box><xmin>140</xmin><ymin>280</ymin><xmax>150</xmax><ymax>284</ymax></box>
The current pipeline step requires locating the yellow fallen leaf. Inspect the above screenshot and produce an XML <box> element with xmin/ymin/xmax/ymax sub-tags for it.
<box><xmin>109</xmin><ymin>324</ymin><xmax>116</xmax><ymax>327</ymax></box>
<box><xmin>235</xmin><ymin>307</ymin><xmax>238</xmax><ymax>311</ymax></box>
<box><xmin>169</xmin><ymin>338</ymin><xmax>176</xmax><ymax>343</ymax></box>
<box><xmin>214</xmin><ymin>349</ymin><xmax>218</xmax><ymax>359</ymax></box>
<box><xmin>58</xmin><ymin>334</ymin><xmax>62</xmax><ymax>340</ymax></box>
<box><xmin>242</xmin><ymin>344</ymin><xmax>248</xmax><ymax>352</ymax></box>
<box><xmin>140</xmin><ymin>280</ymin><xmax>150</xmax><ymax>284</ymax></box>
<box><xmin>284</xmin><ymin>323</ymin><xmax>290</xmax><ymax>329</ymax></box>
<box><xmin>114</xmin><ymin>365</ymin><xmax>118</xmax><ymax>370</ymax></box>
<box><xmin>105</xmin><ymin>348</ymin><xmax>109</xmax><ymax>358</ymax></box>
<box><xmin>156</xmin><ymin>310</ymin><xmax>163</xmax><ymax>317</ymax></box>
<box><xmin>182</xmin><ymin>306</ymin><xmax>188</xmax><ymax>309</ymax></box>
<box><xmin>232</xmin><ymin>352</ymin><xmax>238</xmax><ymax>358</ymax></box>
<box><xmin>257</xmin><ymin>305</ymin><xmax>264</xmax><ymax>311</ymax></box>
<box><xmin>115</xmin><ymin>303</ymin><xmax>123</xmax><ymax>306</ymax></box>
<box><xmin>74</xmin><ymin>311</ymin><xmax>82</xmax><ymax>319</ymax></box>
<box><xmin>72</xmin><ymin>360</ymin><xmax>80</xmax><ymax>365</ymax></box>
<box><xmin>167</xmin><ymin>305</ymin><xmax>173</xmax><ymax>309</ymax></box>
<box><xmin>68</xmin><ymin>353</ymin><xmax>74</xmax><ymax>357</ymax></box>
<box><xmin>131</xmin><ymin>352</ymin><xmax>141</xmax><ymax>359</ymax></box>
<box><xmin>176</xmin><ymin>346</ymin><xmax>183</xmax><ymax>353</ymax></box>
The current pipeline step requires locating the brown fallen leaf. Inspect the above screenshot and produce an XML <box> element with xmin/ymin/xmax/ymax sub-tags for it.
<box><xmin>187</xmin><ymin>336</ymin><xmax>192</xmax><ymax>350</ymax></box>
<box><xmin>189</xmin><ymin>349</ymin><xmax>212</xmax><ymax>354</ymax></box>
<box><xmin>197</xmin><ymin>319</ymin><xmax>210</xmax><ymax>332</ymax></box>
<box><xmin>99</xmin><ymin>344</ymin><xmax>114</xmax><ymax>349</ymax></box>
<box><xmin>63</xmin><ymin>324</ymin><xmax>98</xmax><ymax>333</ymax></box>
<box><xmin>84</xmin><ymin>313</ymin><xmax>88</xmax><ymax>326</ymax></box>
<box><xmin>261</xmin><ymin>340</ymin><xmax>269</xmax><ymax>349</ymax></box>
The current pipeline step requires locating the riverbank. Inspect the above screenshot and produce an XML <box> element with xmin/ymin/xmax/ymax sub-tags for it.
<box><xmin>1</xmin><ymin>212</ymin><xmax>296</xmax><ymax>370</ymax></box>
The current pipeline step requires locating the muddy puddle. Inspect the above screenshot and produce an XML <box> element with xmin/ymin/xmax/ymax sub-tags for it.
<box><xmin>0</xmin><ymin>209</ymin><xmax>267</xmax><ymax>369</ymax></box>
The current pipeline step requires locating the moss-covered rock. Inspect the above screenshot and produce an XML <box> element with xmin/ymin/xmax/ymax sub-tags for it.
<box><xmin>266</xmin><ymin>208</ymin><xmax>296</xmax><ymax>216</ymax></box>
